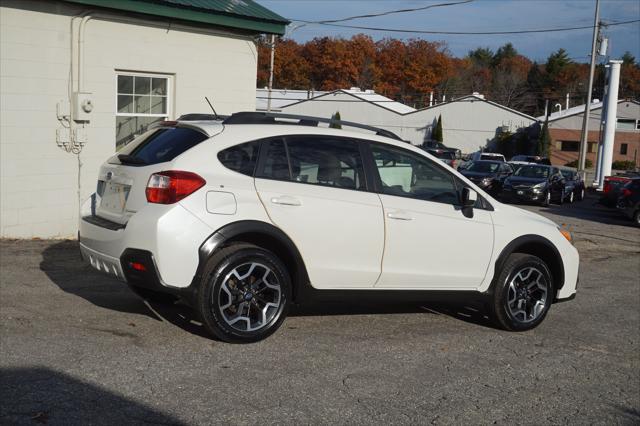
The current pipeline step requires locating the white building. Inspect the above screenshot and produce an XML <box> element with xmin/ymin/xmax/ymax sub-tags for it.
<box><xmin>0</xmin><ymin>0</ymin><xmax>287</xmax><ymax>238</ymax></box>
<box><xmin>282</xmin><ymin>92</ymin><xmax>537</xmax><ymax>153</ymax></box>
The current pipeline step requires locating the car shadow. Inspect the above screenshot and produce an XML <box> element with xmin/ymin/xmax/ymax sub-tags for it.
<box><xmin>40</xmin><ymin>241</ymin><xmax>212</xmax><ymax>340</ymax></box>
<box><xmin>290</xmin><ymin>299</ymin><xmax>499</xmax><ymax>330</ymax></box>
<box><xmin>41</xmin><ymin>241</ymin><xmax>499</xmax><ymax>338</ymax></box>
<box><xmin>0</xmin><ymin>367</ymin><xmax>186</xmax><ymax>425</ymax></box>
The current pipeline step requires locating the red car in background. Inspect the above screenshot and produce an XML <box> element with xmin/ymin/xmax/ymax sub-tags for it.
<box><xmin>600</xmin><ymin>173</ymin><xmax>639</xmax><ymax>207</ymax></box>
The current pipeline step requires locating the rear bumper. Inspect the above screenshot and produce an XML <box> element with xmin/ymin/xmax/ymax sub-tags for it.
<box><xmin>80</xmin><ymin>242</ymin><xmax>126</xmax><ymax>281</ymax></box>
<box><xmin>78</xmin><ymin>194</ymin><xmax>213</xmax><ymax>288</ymax></box>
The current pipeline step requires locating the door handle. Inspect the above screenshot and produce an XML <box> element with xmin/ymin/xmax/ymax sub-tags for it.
<box><xmin>387</xmin><ymin>211</ymin><xmax>413</xmax><ymax>221</ymax></box>
<box><xmin>271</xmin><ymin>196</ymin><xmax>301</xmax><ymax>206</ymax></box>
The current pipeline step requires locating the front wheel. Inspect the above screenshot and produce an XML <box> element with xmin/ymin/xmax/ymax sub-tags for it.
<box><xmin>568</xmin><ymin>191</ymin><xmax>574</xmax><ymax>203</ymax></box>
<box><xmin>489</xmin><ymin>253</ymin><xmax>554</xmax><ymax>331</ymax></box>
<box><xmin>196</xmin><ymin>244</ymin><xmax>291</xmax><ymax>343</ymax></box>
<box><xmin>577</xmin><ymin>188</ymin><xmax>585</xmax><ymax>201</ymax></box>
<box><xmin>541</xmin><ymin>191</ymin><xmax>551</xmax><ymax>207</ymax></box>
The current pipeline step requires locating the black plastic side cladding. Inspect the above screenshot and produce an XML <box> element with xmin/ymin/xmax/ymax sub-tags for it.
<box><xmin>490</xmin><ymin>234</ymin><xmax>565</xmax><ymax>297</ymax></box>
<box><xmin>190</xmin><ymin>221</ymin><xmax>311</xmax><ymax>303</ymax></box>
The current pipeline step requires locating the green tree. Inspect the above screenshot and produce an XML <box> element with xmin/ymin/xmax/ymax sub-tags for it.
<box><xmin>621</xmin><ymin>51</ymin><xmax>636</xmax><ymax>66</ymax></box>
<box><xmin>432</xmin><ymin>115</ymin><xmax>443</xmax><ymax>142</ymax></box>
<box><xmin>467</xmin><ymin>47</ymin><xmax>494</xmax><ymax>67</ymax></box>
<box><xmin>492</xmin><ymin>43</ymin><xmax>518</xmax><ymax>67</ymax></box>
<box><xmin>329</xmin><ymin>111</ymin><xmax>342</xmax><ymax>129</ymax></box>
<box><xmin>537</xmin><ymin>119</ymin><xmax>551</xmax><ymax>157</ymax></box>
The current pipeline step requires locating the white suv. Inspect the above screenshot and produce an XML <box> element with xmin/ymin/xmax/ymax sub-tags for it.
<box><xmin>79</xmin><ymin>112</ymin><xmax>579</xmax><ymax>342</ymax></box>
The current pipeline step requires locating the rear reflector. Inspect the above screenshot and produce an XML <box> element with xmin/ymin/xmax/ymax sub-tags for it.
<box><xmin>145</xmin><ymin>171</ymin><xmax>206</xmax><ymax>204</ymax></box>
<box><xmin>129</xmin><ymin>262</ymin><xmax>147</xmax><ymax>272</ymax></box>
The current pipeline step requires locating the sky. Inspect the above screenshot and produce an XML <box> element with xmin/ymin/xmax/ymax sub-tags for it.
<box><xmin>257</xmin><ymin>0</ymin><xmax>640</xmax><ymax>63</ymax></box>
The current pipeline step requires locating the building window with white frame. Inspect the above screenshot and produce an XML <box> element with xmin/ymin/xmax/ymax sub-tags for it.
<box><xmin>116</xmin><ymin>72</ymin><xmax>171</xmax><ymax>149</ymax></box>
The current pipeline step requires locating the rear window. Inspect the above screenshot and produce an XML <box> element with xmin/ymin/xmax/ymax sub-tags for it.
<box><xmin>430</xmin><ymin>150</ymin><xmax>455</xmax><ymax>160</ymax></box>
<box><xmin>217</xmin><ymin>141</ymin><xmax>260</xmax><ymax>176</ymax></box>
<box><xmin>113</xmin><ymin>127</ymin><xmax>208</xmax><ymax>165</ymax></box>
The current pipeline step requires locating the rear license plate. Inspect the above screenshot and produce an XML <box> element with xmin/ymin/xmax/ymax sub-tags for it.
<box><xmin>517</xmin><ymin>190</ymin><xmax>524</xmax><ymax>195</ymax></box>
<box><xmin>100</xmin><ymin>182</ymin><xmax>131</xmax><ymax>213</ymax></box>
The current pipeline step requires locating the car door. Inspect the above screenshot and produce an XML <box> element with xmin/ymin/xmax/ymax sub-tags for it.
<box><xmin>254</xmin><ymin>136</ymin><xmax>384</xmax><ymax>290</ymax></box>
<box><xmin>370</xmin><ymin>143</ymin><xmax>494</xmax><ymax>289</ymax></box>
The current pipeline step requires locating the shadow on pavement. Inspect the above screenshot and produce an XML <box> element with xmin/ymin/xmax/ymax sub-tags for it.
<box><xmin>41</xmin><ymin>241</ymin><xmax>499</xmax><ymax>338</ymax></box>
<box><xmin>517</xmin><ymin>192</ymin><xmax>637</xmax><ymax>228</ymax></box>
<box><xmin>40</xmin><ymin>241</ymin><xmax>212</xmax><ymax>340</ymax></box>
<box><xmin>0</xmin><ymin>367</ymin><xmax>186</xmax><ymax>425</ymax></box>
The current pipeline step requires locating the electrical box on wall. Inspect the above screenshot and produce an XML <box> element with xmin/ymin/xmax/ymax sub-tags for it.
<box><xmin>72</xmin><ymin>92</ymin><xmax>93</xmax><ymax>122</ymax></box>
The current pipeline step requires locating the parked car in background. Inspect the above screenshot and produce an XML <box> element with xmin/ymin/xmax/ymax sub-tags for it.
<box><xmin>421</xmin><ymin>140</ymin><xmax>461</xmax><ymax>159</ymax></box>
<box><xmin>425</xmin><ymin>148</ymin><xmax>457</xmax><ymax>168</ymax></box>
<box><xmin>458</xmin><ymin>160</ymin><xmax>513</xmax><ymax>196</ymax></box>
<box><xmin>471</xmin><ymin>152</ymin><xmax>506</xmax><ymax>162</ymax></box>
<box><xmin>501</xmin><ymin>164</ymin><xmax>566</xmax><ymax>206</ymax></box>
<box><xmin>560</xmin><ymin>168</ymin><xmax>585</xmax><ymax>203</ymax></box>
<box><xmin>617</xmin><ymin>178</ymin><xmax>640</xmax><ymax>226</ymax></box>
<box><xmin>511</xmin><ymin>155</ymin><xmax>552</xmax><ymax>165</ymax></box>
<box><xmin>600</xmin><ymin>173</ymin><xmax>640</xmax><ymax>207</ymax></box>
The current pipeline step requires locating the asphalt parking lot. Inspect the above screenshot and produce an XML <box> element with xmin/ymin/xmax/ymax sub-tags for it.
<box><xmin>1</xmin><ymin>193</ymin><xmax>639</xmax><ymax>425</ymax></box>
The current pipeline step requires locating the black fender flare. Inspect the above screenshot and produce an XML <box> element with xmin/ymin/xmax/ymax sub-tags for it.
<box><xmin>189</xmin><ymin>220</ymin><xmax>310</xmax><ymax>302</ymax></box>
<box><xmin>489</xmin><ymin>234</ymin><xmax>565</xmax><ymax>294</ymax></box>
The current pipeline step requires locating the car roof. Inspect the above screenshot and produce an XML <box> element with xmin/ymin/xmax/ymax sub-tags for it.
<box><xmin>470</xmin><ymin>160</ymin><xmax>503</xmax><ymax>164</ymax></box>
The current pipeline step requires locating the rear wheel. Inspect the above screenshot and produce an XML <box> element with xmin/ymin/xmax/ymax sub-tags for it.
<box><xmin>568</xmin><ymin>191</ymin><xmax>574</xmax><ymax>203</ymax></box>
<box><xmin>196</xmin><ymin>243</ymin><xmax>291</xmax><ymax>343</ymax></box>
<box><xmin>577</xmin><ymin>188</ymin><xmax>585</xmax><ymax>201</ymax></box>
<box><xmin>489</xmin><ymin>253</ymin><xmax>554</xmax><ymax>331</ymax></box>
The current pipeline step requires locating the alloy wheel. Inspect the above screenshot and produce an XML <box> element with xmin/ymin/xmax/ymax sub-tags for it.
<box><xmin>506</xmin><ymin>266</ymin><xmax>549</xmax><ymax>323</ymax></box>
<box><xmin>216</xmin><ymin>262</ymin><xmax>282</xmax><ymax>332</ymax></box>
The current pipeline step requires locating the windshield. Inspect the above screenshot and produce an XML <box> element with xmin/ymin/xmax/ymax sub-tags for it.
<box><xmin>514</xmin><ymin>165</ymin><xmax>549</xmax><ymax>179</ymax></box>
<box><xmin>560</xmin><ymin>170</ymin><xmax>575</xmax><ymax>179</ymax></box>
<box><xmin>429</xmin><ymin>150</ymin><xmax>454</xmax><ymax>159</ymax></box>
<box><xmin>466</xmin><ymin>161</ymin><xmax>500</xmax><ymax>173</ymax></box>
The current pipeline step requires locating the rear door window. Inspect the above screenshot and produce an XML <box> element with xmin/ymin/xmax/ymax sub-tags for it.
<box><xmin>113</xmin><ymin>127</ymin><xmax>208</xmax><ymax>165</ymax></box>
<box><xmin>257</xmin><ymin>136</ymin><xmax>367</xmax><ymax>191</ymax></box>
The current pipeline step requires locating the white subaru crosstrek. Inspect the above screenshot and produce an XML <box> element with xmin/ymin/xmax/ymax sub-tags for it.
<box><xmin>79</xmin><ymin>112</ymin><xmax>578</xmax><ymax>343</ymax></box>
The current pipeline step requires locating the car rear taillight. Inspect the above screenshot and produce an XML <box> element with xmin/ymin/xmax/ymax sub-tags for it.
<box><xmin>145</xmin><ymin>171</ymin><xmax>205</xmax><ymax>204</ymax></box>
<box><xmin>621</xmin><ymin>188</ymin><xmax>632</xmax><ymax>197</ymax></box>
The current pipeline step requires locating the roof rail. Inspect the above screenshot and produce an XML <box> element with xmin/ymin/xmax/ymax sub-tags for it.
<box><xmin>177</xmin><ymin>113</ymin><xmax>228</xmax><ymax>121</ymax></box>
<box><xmin>222</xmin><ymin>111</ymin><xmax>403</xmax><ymax>141</ymax></box>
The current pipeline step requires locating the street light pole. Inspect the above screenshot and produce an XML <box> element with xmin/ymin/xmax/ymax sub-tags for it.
<box><xmin>577</xmin><ymin>0</ymin><xmax>600</xmax><ymax>173</ymax></box>
<box><xmin>267</xmin><ymin>34</ymin><xmax>275</xmax><ymax>112</ymax></box>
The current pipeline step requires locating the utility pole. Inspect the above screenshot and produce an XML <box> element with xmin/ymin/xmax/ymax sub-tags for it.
<box><xmin>577</xmin><ymin>0</ymin><xmax>600</xmax><ymax>173</ymax></box>
<box><xmin>266</xmin><ymin>34</ymin><xmax>276</xmax><ymax>112</ymax></box>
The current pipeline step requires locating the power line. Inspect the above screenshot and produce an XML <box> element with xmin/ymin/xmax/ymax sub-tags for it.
<box><xmin>292</xmin><ymin>0</ymin><xmax>473</xmax><ymax>24</ymax></box>
<box><xmin>290</xmin><ymin>18</ymin><xmax>640</xmax><ymax>36</ymax></box>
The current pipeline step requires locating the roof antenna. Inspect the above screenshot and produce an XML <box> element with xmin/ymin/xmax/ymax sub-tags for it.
<box><xmin>205</xmin><ymin>96</ymin><xmax>218</xmax><ymax>120</ymax></box>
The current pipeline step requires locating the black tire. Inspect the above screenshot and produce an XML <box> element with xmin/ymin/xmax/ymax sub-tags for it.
<box><xmin>576</xmin><ymin>188</ymin><xmax>585</xmax><ymax>201</ymax></box>
<box><xmin>489</xmin><ymin>253</ymin><xmax>554</xmax><ymax>331</ymax></box>
<box><xmin>129</xmin><ymin>285</ymin><xmax>179</xmax><ymax>305</ymax></box>
<box><xmin>568</xmin><ymin>190</ymin><xmax>574</xmax><ymax>203</ymax></box>
<box><xmin>196</xmin><ymin>243</ymin><xmax>291</xmax><ymax>343</ymax></box>
<box><xmin>541</xmin><ymin>191</ymin><xmax>551</xmax><ymax>207</ymax></box>
<box><xmin>633</xmin><ymin>209</ymin><xmax>640</xmax><ymax>227</ymax></box>
<box><xmin>557</xmin><ymin>189</ymin><xmax>564</xmax><ymax>205</ymax></box>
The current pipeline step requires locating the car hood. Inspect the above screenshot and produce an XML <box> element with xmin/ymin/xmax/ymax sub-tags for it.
<box><xmin>506</xmin><ymin>176</ymin><xmax>546</xmax><ymax>186</ymax></box>
<box><xmin>497</xmin><ymin>202</ymin><xmax>559</xmax><ymax>228</ymax></box>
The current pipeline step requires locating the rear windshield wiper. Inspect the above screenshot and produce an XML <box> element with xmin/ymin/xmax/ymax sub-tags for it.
<box><xmin>117</xmin><ymin>154</ymin><xmax>147</xmax><ymax>165</ymax></box>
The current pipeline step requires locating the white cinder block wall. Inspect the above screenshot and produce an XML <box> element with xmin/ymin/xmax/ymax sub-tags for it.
<box><xmin>0</xmin><ymin>0</ymin><xmax>258</xmax><ymax>238</ymax></box>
